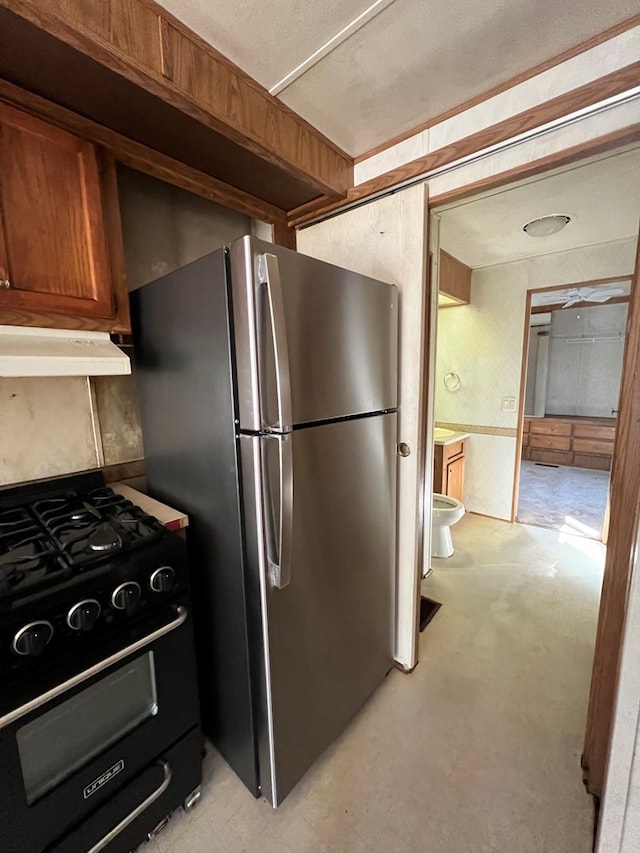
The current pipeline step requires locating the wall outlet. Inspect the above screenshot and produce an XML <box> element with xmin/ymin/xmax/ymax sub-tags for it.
<box><xmin>502</xmin><ymin>396</ymin><xmax>517</xmax><ymax>412</ymax></box>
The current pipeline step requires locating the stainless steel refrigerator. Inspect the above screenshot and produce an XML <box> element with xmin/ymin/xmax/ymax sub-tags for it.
<box><xmin>131</xmin><ymin>236</ymin><xmax>398</xmax><ymax>806</ymax></box>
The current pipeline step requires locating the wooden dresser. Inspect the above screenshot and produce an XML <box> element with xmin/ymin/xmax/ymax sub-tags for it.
<box><xmin>522</xmin><ymin>416</ymin><xmax>616</xmax><ymax>471</ymax></box>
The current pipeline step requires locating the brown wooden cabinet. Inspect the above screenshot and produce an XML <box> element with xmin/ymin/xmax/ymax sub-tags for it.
<box><xmin>439</xmin><ymin>251</ymin><xmax>471</xmax><ymax>306</ymax></box>
<box><xmin>0</xmin><ymin>102</ymin><xmax>129</xmax><ymax>332</ymax></box>
<box><xmin>434</xmin><ymin>439</ymin><xmax>466</xmax><ymax>501</ymax></box>
<box><xmin>522</xmin><ymin>416</ymin><xmax>616</xmax><ymax>470</ymax></box>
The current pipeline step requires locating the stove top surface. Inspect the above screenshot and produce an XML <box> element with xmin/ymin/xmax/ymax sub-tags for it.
<box><xmin>0</xmin><ymin>474</ymin><xmax>164</xmax><ymax>603</ymax></box>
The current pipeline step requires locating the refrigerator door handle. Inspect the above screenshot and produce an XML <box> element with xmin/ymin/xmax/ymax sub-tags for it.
<box><xmin>258</xmin><ymin>253</ymin><xmax>293</xmax><ymax>432</ymax></box>
<box><xmin>262</xmin><ymin>433</ymin><xmax>293</xmax><ymax>589</ymax></box>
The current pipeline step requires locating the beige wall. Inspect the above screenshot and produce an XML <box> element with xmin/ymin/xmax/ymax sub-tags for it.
<box><xmin>0</xmin><ymin>377</ymin><xmax>100</xmax><ymax>485</ymax></box>
<box><xmin>298</xmin><ymin>185</ymin><xmax>429</xmax><ymax>670</ymax></box>
<box><xmin>435</xmin><ymin>237</ymin><xmax>637</xmax><ymax>520</ymax></box>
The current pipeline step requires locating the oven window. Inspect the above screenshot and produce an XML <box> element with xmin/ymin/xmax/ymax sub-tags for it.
<box><xmin>17</xmin><ymin>652</ymin><xmax>158</xmax><ymax>805</ymax></box>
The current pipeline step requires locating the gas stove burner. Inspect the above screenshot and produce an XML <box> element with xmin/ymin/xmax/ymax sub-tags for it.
<box><xmin>88</xmin><ymin>522</ymin><xmax>123</xmax><ymax>553</ymax></box>
<box><xmin>54</xmin><ymin>520</ymin><xmax>122</xmax><ymax>567</ymax></box>
<box><xmin>0</xmin><ymin>533</ymin><xmax>69</xmax><ymax>599</ymax></box>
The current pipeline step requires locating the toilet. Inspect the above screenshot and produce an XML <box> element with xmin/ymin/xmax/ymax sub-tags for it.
<box><xmin>431</xmin><ymin>493</ymin><xmax>465</xmax><ymax>558</ymax></box>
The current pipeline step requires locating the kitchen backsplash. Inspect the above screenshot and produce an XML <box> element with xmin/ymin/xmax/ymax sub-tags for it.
<box><xmin>92</xmin><ymin>371</ymin><xmax>144</xmax><ymax>466</ymax></box>
<box><xmin>0</xmin><ymin>373</ymin><xmax>144</xmax><ymax>487</ymax></box>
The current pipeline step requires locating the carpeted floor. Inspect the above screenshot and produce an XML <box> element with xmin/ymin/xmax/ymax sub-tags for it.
<box><xmin>516</xmin><ymin>461</ymin><xmax>609</xmax><ymax>540</ymax></box>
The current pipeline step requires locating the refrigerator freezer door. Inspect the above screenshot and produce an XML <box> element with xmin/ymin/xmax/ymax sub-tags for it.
<box><xmin>230</xmin><ymin>236</ymin><xmax>398</xmax><ymax>432</ymax></box>
<box><xmin>240</xmin><ymin>412</ymin><xmax>396</xmax><ymax>805</ymax></box>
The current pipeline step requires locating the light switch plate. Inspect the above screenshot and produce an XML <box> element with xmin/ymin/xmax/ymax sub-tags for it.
<box><xmin>502</xmin><ymin>396</ymin><xmax>517</xmax><ymax>412</ymax></box>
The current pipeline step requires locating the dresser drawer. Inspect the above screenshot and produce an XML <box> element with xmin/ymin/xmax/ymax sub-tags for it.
<box><xmin>530</xmin><ymin>419</ymin><xmax>572</xmax><ymax>437</ymax></box>
<box><xmin>573</xmin><ymin>438</ymin><xmax>614</xmax><ymax>456</ymax></box>
<box><xmin>573</xmin><ymin>423</ymin><xmax>616</xmax><ymax>441</ymax></box>
<box><xmin>529</xmin><ymin>434</ymin><xmax>572</xmax><ymax>451</ymax></box>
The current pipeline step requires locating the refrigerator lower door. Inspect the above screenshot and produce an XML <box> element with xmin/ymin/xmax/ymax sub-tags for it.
<box><xmin>239</xmin><ymin>412</ymin><xmax>397</xmax><ymax>805</ymax></box>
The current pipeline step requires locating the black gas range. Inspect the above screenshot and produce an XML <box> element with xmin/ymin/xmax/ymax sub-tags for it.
<box><xmin>0</xmin><ymin>471</ymin><xmax>202</xmax><ymax>853</ymax></box>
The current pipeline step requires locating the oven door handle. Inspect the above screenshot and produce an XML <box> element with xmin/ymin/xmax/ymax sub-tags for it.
<box><xmin>0</xmin><ymin>606</ymin><xmax>188</xmax><ymax>730</ymax></box>
<box><xmin>86</xmin><ymin>760</ymin><xmax>172</xmax><ymax>853</ymax></box>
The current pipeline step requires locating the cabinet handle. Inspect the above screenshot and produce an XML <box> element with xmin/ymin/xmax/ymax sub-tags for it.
<box><xmin>0</xmin><ymin>279</ymin><xmax>10</xmax><ymax>289</ymax></box>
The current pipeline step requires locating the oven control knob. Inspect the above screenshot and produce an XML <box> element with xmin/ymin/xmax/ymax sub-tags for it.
<box><xmin>67</xmin><ymin>599</ymin><xmax>101</xmax><ymax>632</ymax></box>
<box><xmin>12</xmin><ymin>621</ymin><xmax>54</xmax><ymax>656</ymax></box>
<box><xmin>111</xmin><ymin>582</ymin><xmax>141</xmax><ymax>612</ymax></box>
<box><xmin>149</xmin><ymin>566</ymin><xmax>176</xmax><ymax>593</ymax></box>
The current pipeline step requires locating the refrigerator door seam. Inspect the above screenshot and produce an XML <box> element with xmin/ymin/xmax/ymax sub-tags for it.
<box><xmin>246</xmin><ymin>434</ymin><xmax>279</xmax><ymax>805</ymax></box>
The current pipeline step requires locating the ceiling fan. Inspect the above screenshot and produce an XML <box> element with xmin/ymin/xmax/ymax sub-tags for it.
<box><xmin>539</xmin><ymin>286</ymin><xmax>627</xmax><ymax>309</ymax></box>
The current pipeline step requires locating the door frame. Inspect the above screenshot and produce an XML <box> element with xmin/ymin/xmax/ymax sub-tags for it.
<box><xmin>583</xmin><ymin>235</ymin><xmax>640</xmax><ymax>799</ymax></box>
<box><xmin>511</xmin><ymin>274</ymin><xmax>632</xmax><ymax>524</ymax></box>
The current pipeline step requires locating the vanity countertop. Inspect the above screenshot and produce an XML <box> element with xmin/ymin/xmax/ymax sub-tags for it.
<box><xmin>434</xmin><ymin>430</ymin><xmax>470</xmax><ymax>446</ymax></box>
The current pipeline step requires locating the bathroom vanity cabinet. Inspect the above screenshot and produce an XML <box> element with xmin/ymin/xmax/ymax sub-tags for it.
<box><xmin>434</xmin><ymin>439</ymin><xmax>465</xmax><ymax>502</ymax></box>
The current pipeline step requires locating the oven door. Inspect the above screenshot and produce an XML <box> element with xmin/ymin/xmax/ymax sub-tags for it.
<box><xmin>0</xmin><ymin>601</ymin><xmax>200</xmax><ymax>853</ymax></box>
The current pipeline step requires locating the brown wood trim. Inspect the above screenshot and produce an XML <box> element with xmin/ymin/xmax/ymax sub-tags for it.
<box><xmin>0</xmin><ymin>308</ymin><xmax>128</xmax><ymax>331</ymax></box>
<box><xmin>531</xmin><ymin>294</ymin><xmax>630</xmax><ymax>313</ymax></box>
<box><xmin>272</xmin><ymin>219</ymin><xmax>298</xmax><ymax>250</ymax></box>
<box><xmin>3</xmin><ymin>0</ymin><xmax>352</xmax><ymax>198</ymax></box>
<box><xmin>0</xmin><ymin>78</ymin><xmax>287</xmax><ymax>224</ymax></box>
<box><xmin>527</xmin><ymin>275</ymin><xmax>632</xmax><ymax>296</ymax></box>
<box><xmin>149</xmin><ymin>1</ymin><xmax>349</xmax><ymax>161</ymax></box>
<box><xmin>511</xmin><ymin>287</ymin><xmax>533</xmax><ymax>521</ymax></box>
<box><xmin>354</xmin><ymin>13</ymin><xmax>640</xmax><ymax>163</ymax></box>
<box><xmin>583</xmin><ymin>235</ymin><xmax>640</xmax><ymax>798</ymax></box>
<box><xmin>290</xmin><ymin>64</ymin><xmax>640</xmax><ymax>227</ymax></box>
<box><xmin>99</xmin><ymin>152</ymin><xmax>131</xmax><ymax>333</ymax></box>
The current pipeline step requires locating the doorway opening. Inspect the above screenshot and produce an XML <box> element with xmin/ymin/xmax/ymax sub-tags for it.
<box><xmin>516</xmin><ymin>278</ymin><xmax>631</xmax><ymax>541</ymax></box>
<box><xmin>423</xmin><ymin>140</ymin><xmax>640</xmax><ymax>850</ymax></box>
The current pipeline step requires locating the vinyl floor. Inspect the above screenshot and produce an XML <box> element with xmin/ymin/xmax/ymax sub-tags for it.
<box><xmin>141</xmin><ymin>513</ymin><xmax>603</xmax><ymax>853</ymax></box>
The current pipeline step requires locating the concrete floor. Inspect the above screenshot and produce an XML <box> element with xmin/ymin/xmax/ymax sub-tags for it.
<box><xmin>141</xmin><ymin>513</ymin><xmax>604</xmax><ymax>853</ymax></box>
<box><xmin>517</xmin><ymin>461</ymin><xmax>609</xmax><ymax>540</ymax></box>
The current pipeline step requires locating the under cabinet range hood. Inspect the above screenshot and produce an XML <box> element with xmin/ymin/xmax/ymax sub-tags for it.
<box><xmin>0</xmin><ymin>326</ymin><xmax>130</xmax><ymax>377</ymax></box>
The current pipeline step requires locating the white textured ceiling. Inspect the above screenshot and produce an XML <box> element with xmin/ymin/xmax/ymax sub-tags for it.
<box><xmin>156</xmin><ymin>0</ymin><xmax>638</xmax><ymax>155</ymax></box>
<box><xmin>437</xmin><ymin>146</ymin><xmax>640</xmax><ymax>268</ymax></box>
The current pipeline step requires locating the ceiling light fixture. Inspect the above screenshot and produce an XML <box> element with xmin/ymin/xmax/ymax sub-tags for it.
<box><xmin>523</xmin><ymin>214</ymin><xmax>571</xmax><ymax>237</ymax></box>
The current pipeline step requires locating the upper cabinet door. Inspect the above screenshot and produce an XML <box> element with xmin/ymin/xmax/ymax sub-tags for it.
<box><xmin>0</xmin><ymin>103</ymin><xmax>114</xmax><ymax>319</ymax></box>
